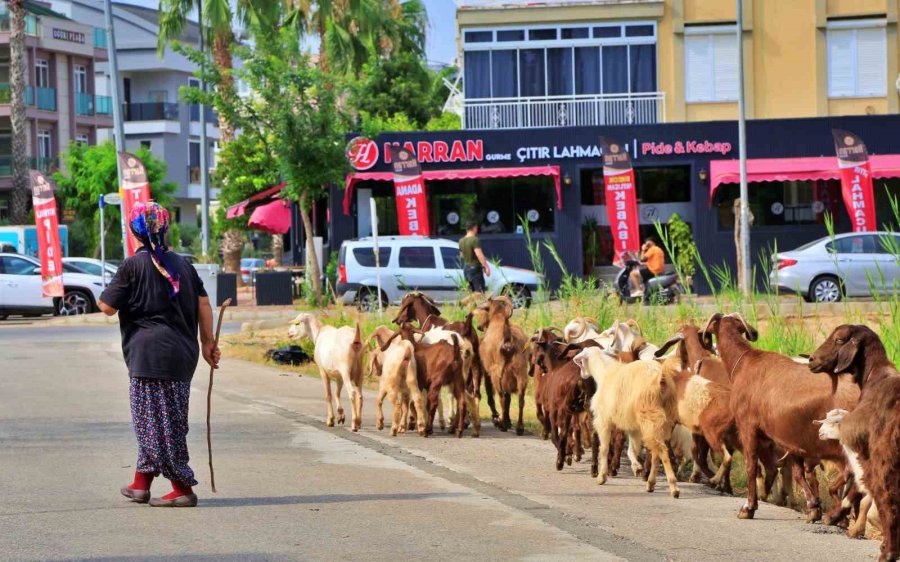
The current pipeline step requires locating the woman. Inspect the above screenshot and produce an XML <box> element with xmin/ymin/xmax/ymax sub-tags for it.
<box><xmin>99</xmin><ymin>202</ymin><xmax>219</xmax><ymax>508</ymax></box>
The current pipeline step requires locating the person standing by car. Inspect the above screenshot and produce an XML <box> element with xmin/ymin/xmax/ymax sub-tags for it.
<box><xmin>629</xmin><ymin>237</ymin><xmax>665</xmax><ymax>297</ymax></box>
<box><xmin>98</xmin><ymin>202</ymin><xmax>219</xmax><ymax>508</ymax></box>
<box><xmin>459</xmin><ymin>222</ymin><xmax>491</xmax><ymax>294</ymax></box>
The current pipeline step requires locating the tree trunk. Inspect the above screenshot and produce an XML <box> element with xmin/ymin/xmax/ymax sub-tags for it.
<box><xmin>300</xmin><ymin>193</ymin><xmax>322</xmax><ymax>297</ymax></box>
<box><xmin>9</xmin><ymin>0</ymin><xmax>29</xmax><ymax>224</ymax></box>
<box><xmin>221</xmin><ymin>228</ymin><xmax>244</xmax><ymax>286</ymax></box>
<box><xmin>271</xmin><ymin>233</ymin><xmax>283</xmax><ymax>266</ymax></box>
<box><xmin>212</xmin><ymin>30</ymin><xmax>236</xmax><ymax>144</ymax></box>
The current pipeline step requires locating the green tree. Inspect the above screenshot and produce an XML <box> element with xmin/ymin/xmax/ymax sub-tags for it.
<box><xmin>8</xmin><ymin>0</ymin><xmax>28</xmax><ymax>224</ymax></box>
<box><xmin>212</xmin><ymin>132</ymin><xmax>280</xmax><ymax>284</ymax></box>
<box><xmin>351</xmin><ymin>51</ymin><xmax>447</xmax><ymax>127</ymax></box>
<box><xmin>53</xmin><ymin>142</ymin><xmax>178</xmax><ymax>258</ymax></box>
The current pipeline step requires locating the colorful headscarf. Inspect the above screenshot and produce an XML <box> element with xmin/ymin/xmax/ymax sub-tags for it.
<box><xmin>129</xmin><ymin>201</ymin><xmax>180</xmax><ymax>297</ymax></box>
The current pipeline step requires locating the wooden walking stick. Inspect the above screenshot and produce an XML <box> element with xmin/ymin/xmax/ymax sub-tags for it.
<box><xmin>207</xmin><ymin>298</ymin><xmax>231</xmax><ymax>493</ymax></box>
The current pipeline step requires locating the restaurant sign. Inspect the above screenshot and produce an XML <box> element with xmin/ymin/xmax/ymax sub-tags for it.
<box><xmin>52</xmin><ymin>29</ymin><xmax>86</xmax><ymax>44</ymax></box>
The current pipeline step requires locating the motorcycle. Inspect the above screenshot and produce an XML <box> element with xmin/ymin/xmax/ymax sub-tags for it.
<box><xmin>614</xmin><ymin>251</ymin><xmax>683</xmax><ymax>305</ymax></box>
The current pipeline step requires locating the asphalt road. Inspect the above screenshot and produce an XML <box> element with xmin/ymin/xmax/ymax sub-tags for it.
<box><xmin>0</xmin><ymin>323</ymin><xmax>881</xmax><ymax>562</ymax></box>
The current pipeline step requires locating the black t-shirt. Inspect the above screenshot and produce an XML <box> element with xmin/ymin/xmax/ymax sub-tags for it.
<box><xmin>101</xmin><ymin>249</ymin><xmax>208</xmax><ymax>382</ymax></box>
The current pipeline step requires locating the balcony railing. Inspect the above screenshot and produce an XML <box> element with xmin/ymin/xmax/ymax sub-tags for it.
<box><xmin>462</xmin><ymin>92</ymin><xmax>666</xmax><ymax>130</ymax></box>
<box><xmin>75</xmin><ymin>92</ymin><xmax>94</xmax><ymax>115</ymax></box>
<box><xmin>33</xmin><ymin>86</ymin><xmax>56</xmax><ymax>111</ymax></box>
<box><xmin>96</xmin><ymin>95</ymin><xmax>112</xmax><ymax>115</ymax></box>
<box><xmin>0</xmin><ymin>155</ymin><xmax>59</xmax><ymax>176</ymax></box>
<box><xmin>0</xmin><ymin>14</ymin><xmax>39</xmax><ymax>35</ymax></box>
<box><xmin>93</xmin><ymin>27</ymin><xmax>108</xmax><ymax>49</ymax></box>
<box><xmin>189</xmin><ymin>104</ymin><xmax>218</xmax><ymax>123</ymax></box>
<box><xmin>124</xmin><ymin>102</ymin><xmax>179</xmax><ymax>121</ymax></box>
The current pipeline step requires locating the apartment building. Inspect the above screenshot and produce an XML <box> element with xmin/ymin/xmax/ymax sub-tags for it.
<box><xmin>50</xmin><ymin>0</ymin><xmax>220</xmax><ymax>226</ymax></box>
<box><xmin>0</xmin><ymin>0</ymin><xmax>112</xmax><ymax>220</ymax></box>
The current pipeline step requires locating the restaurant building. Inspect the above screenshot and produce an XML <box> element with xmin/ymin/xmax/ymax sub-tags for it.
<box><xmin>324</xmin><ymin>0</ymin><xmax>900</xmax><ymax>288</ymax></box>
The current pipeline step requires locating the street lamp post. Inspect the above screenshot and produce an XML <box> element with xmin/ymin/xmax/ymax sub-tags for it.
<box><xmin>736</xmin><ymin>0</ymin><xmax>751</xmax><ymax>295</ymax></box>
<box><xmin>198</xmin><ymin>1</ymin><xmax>210</xmax><ymax>258</ymax></box>
<box><xmin>102</xmin><ymin>0</ymin><xmax>127</xmax><ymax>257</ymax></box>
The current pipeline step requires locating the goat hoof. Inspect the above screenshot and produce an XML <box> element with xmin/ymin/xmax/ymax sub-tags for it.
<box><xmin>541</xmin><ymin>432</ymin><xmax>549</xmax><ymax>440</ymax></box>
<box><xmin>556</xmin><ymin>461</ymin><xmax>565</xmax><ymax>471</ymax></box>
<box><xmin>418</xmin><ymin>430</ymin><xmax>427</xmax><ymax>437</ymax></box>
<box><xmin>565</xmin><ymin>455</ymin><xmax>573</xmax><ymax>466</ymax></box>
<box><xmin>689</xmin><ymin>474</ymin><xmax>702</xmax><ymax>484</ymax></box>
<box><xmin>610</xmin><ymin>468</ymin><xmax>618</xmax><ymax>477</ymax></box>
<box><xmin>516</xmin><ymin>426</ymin><xmax>525</xmax><ymax>436</ymax></box>
<box><xmin>847</xmin><ymin>528</ymin><xmax>864</xmax><ymax>540</ymax></box>
<box><xmin>326</xmin><ymin>418</ymin><xmax>335</xmax><ymax>427</ymax></box>
<box><xmin>498</xmin><ymin>425</ymin><xmax>508</xmax><ymax>432</ymax></box>
<box><xmin>806</xmin><ymin>508</ymin><xmax>823</xmax><ymax>524</ymax></box>
<box><xmin>597</xmin><ymin>475</ymin><xmax>607</xmax><ymax>485</ymax></box>
<box><xmin>591</xmin><ymin>467</ymin><xmax>599</xmax><ymax>478</ymax></box>
<box><xmin>574</xmin><ymin>453</ymin><xmax>583</xmax><ymax>463</ymax></box>
<box><xmin>376</xmin><ymin>422</ymin><xmax>384</xmax><ymax>431</ymax></box>
<box><xmin>390</xmin><ymin>429</ymin><xmax>398</xmax><ymax>436</ymax></box>
<box><xmin>646</xmin><ymin>483</ymin><xmax>655</xmax><ymax>493</ymax></box>
<box><xmin>738</xmin><ymin>507</ymin><xmax>756</xmax><ymax>520</ymax></box>
<box><xmin>456</xmin><ymin>430</ymin><xmax>464</xmax><ymax>439</ymax></box>
<box><xmin>671</xmin><ymin>489</ymin><xmax>680</xmax><ymax>499</ymax></box>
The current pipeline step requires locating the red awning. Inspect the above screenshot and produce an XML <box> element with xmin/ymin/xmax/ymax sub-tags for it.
<box><xmin>709</xmin><ymin>155</ymin><xmax>900</xmax><ymax>200</ymax></box>
<box><xmin>225</xmin><ymin>183</ymin><xmax>286</xmax><ymax>219</ymax></box>
<box><xmin>247</xmin><ymin>198</ymin><xmax>291</xmax><ymax>234</ymax></box>
<box><xmin>343</xmin><ymin>166</ymin><xmax>562</xmax><ymax>215</ymax></box>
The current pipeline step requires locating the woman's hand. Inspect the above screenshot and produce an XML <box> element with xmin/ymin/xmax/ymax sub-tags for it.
<box><xmin>203</xmin><ymin>341</ymin><xmax>221</xmax><ymax>369</ymax></box>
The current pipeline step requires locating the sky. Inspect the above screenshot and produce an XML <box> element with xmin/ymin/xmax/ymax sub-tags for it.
<box><xmin>117</xmin><ymin>0</ymin><xmax>459</xmax><ymax>66</ymax></box>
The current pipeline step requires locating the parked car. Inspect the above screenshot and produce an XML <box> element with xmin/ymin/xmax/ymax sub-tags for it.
<box><xmin>770</xmin><ymin>232</ymin><xmax>900</xmax><ymax>302</ymax></box>
<box><xmin>240</xmin><ymin>258</ymin><xmax>267</xmax><ymax>285</ymax></box>
<box><xmin>336</xmin><ymin>236</ymin><xmax>544</xmax><ymax>311</ymax></box>
<box><xmin>0</xmin><ymin>253</ymin><xmax>107</xmax><ymax>318</ymax></box>
<box><xmin>63</xmin><ymin>257</ymin><xmax>118</xmax><ymax>279</ymax></box>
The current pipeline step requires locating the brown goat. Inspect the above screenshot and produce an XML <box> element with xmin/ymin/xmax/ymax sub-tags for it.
<box><xmin>705</xmin><ymin>313</ymin><xmax>859</xmax><ymax>523</ymax></box>
<box><xmin>382</xmin><ymin>322</ymin><xmax>467</xmax><ymax>437</ymax></box>
<box><xmin>479</xmin><ymin>297</ymin><xmax>530</xmax><ymax>434</ymax></box>
<box><xmin>392</xmin><ymin>292</ymin><xmax>441</xmax><ymax>327</ymax></box>
<box><xmin>809</xmin><ymin>325</ymin><xmax>900</xmax><ymax>562</ymax></box>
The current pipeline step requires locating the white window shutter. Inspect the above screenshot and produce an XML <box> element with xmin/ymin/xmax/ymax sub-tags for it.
<box><xmin>828</xmin><ymin>29</ymin><xmax>856</xmax><ymax>97</ymax></box>
<box><xmin>855</xmin><ymin>27</ymin><xmax>886</xmax><ymax>96</ymax></box>
<box><xmin>712</xmin><ymin>33</ymin><xmax>739</xmax><ymax>101</ymax></box>
<box><xmin>685</xmin><ymin>35</ymin><xmax>712</xmax><ymax>102</ymax></box>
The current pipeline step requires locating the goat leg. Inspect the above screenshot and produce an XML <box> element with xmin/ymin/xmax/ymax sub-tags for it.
<box><xmin>483</xmin><ymin>374</ymin><xmax>501</xmax><ymax>426</ymax></box>
<box><xmin>590</xmin><ymin>430</ymin><xmax>600</xmax><ymax>479</ymax></box>
<box><xmin>557</xmin><ymin>413</ymin><xmax>570</xmax><ymax>471</ymax></box>
<box><xmin>823</xmin><ymin>470</ymin><xmax>857</xmax><ymax>527</ymax></box>
<box><xmin>847</xmin><ymin>494</ymin><xmax>873</xmax><ymax>539</ymax></box>
<box><xmin>375</xmin><ymin>388</ymin><xmax>387</xmax><ymax>431</ymax></box>
<box><xmin>425</xmin><ymin>386</ymin><xmax>440</xmax><ymax>437</ymax></box>
<box><xmin>515</xmin><ymin>389</ymin><xmax>526</xmax><ymax>436</ymax></box>
<box><xmin>609</xmin><ymin>428</ymin><xmax>625</xmax><ymax>477</ymax></box>
<box><xmin>737</xmin><ymin>429</ymin><xmax>760</xmax><ymax>519</ymax></box>
<box><xmin>320</xmin><ymin>370</ymin><xmax>335</xmax><ymax>427</ymax></box>
<box><xmin>691</xmin><ymin>434</ymin><xmax>715</xmax><ymax>483</ymax></box>
<box><xmin>791</xmin><ymin>458</ymin><xmax>822</xmax><ymax>523</ymax></box>
<box><xmin>454</xmin><ymin>382</ymin><xmax>466</xmax><ymax>439</ymax></box>
<box><xmin>595</xmin><ymin>421</ymin><xmax>612</xmax><ymax>485</ymax></box>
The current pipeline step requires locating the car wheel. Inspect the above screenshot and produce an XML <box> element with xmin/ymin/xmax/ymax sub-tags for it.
<box><xmin>357</xmin><ymin>288</ymin><xmax>386</xmax><ymax>313</ymax></box>
<box><xmin>0</xmin><ymin>314</ymin><xmax>7</xmax><ymax>321</ymax></box>
<box><xmin>810</xmin><ymin>276</ymin><xmax>843</xmax><ymax>303</ymax></box>
<box><xmin>502</xmin><ymin>284</ymin><xmax>531</xmax><ymax>309</ymax></box>
<box><xmin>58</xmin><ymin>289</ymin><xmax>93</xmax><ymax>316</ymax></box>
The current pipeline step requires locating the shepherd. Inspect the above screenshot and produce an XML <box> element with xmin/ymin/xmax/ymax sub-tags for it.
<box><xmin>99</xmin><ymin>201</ymin><xmax>220</xmax><ymax>508</ymax></box>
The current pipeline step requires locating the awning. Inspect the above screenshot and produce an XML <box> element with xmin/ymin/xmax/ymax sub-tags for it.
<box><xmin>342</xmin><ymin>165</ymin><xmax>562</xmax><ymax>215</ymax></box>
<box><xmin>225</xmin><ymin>183</ymin><xmax>286</xmax><ymax>219</ymax></box>
<box><xmin>247</xmin><ymin>198</ymin><xmax>291</xmax><ymax>234</ymax></box>
<box><xmin>709</xmin><ymin>155</ymin><xmax>900</xmax><ymax>200</ymax></box>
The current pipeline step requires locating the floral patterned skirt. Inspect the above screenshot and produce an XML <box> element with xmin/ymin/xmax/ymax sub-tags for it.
<box><xmin>129</xmin><ymin>378</ymin><xmax>197</xmax><ymax>486</ymax></box>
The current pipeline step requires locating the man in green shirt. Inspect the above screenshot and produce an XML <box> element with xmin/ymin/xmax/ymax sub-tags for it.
<box><xmin>459</xmin><ymin>222</ymin><xmax>491</xmax><ymax>293</ymax></box>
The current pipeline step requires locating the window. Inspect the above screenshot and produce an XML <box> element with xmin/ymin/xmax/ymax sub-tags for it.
<box><xmin>0</xmin><ymin>196</ymin><xmax>9</xmax><ymax>222</ymax></box>
<box><xmin>441</xmin><ymin>247</ymin><xmax>461</xmax><ymax>270</ymax></box>
<box><xmin>0</xmin><ymin>54</ymin><xmax>10</xmax><ymax>84</ymax></box>
<box><xmin>398</xmin><ymin>247</ymin><xmax>435</xmax><ymax>269</ymax></box>
<box><xmin>37</xmin><ymin>129</ymin><xmax>52</xmax><ymax>159</ymax></box>
<box><xmin>582</xmin><ymin>167</ymin><xmax>691</xmax><ymax>205</ymax></box>
<box><xmin>0</xmin><ymin>127</ymin><xmax>11</xmax><ymax>154</ymax></box>
<box><xmin>74</xmin><ymin>65</ymin><xmax>87</xmax><ymax>93</ymax></box>
<box><xmin>148</xmin><ymin>90</ymin><xmax>168</xmax><ymax>103</ymax></box>
<box><xmin>140</xmin><ymin>140</ymin><xmax>151</xmax><ymax>149</ymax></box>
<box><xmin>0</xmin><ymin>256</ymin><xmax>37</xmax><ymax>275</ymax></box>
<box><xmin>714</xmin><ymin>179</ymin><xmax>841</xmax><ymax>228</ymax></box>
<box><xmin>70</xmin><ymin>261</ymin><xmax>102</xmax><ymax>276</ymax></box>
<box><xmin>497</xmin><ymin>30</ymin><xmax>524</xmax><ymax>42</ymax></box>
<box><xmin>352</xmin><ymin>247</ymin><xmax>391</xmax><ymax>268</ymax></box>
<box><xmin>35</xmin><ymin>59</ymin><xmax>50</xmax><ymax>88</ymax></box>
<box><xmin>189</xmin><ymin>141</ymin><xmax>200</xmax><ymax>183</ymax></box>
<box><xmin>464</xmin><ymin>30</ymin><xmax>492</xmax><ymax>43</ymax></box>
<box><xmin>75</xmin><ymin>134</ymin><xmax>89</xmax><ymax>146</ymax></box>
<box><xmin>685</xmin><ymin>26</ymin><xmax>738</xmax><ymax>102</ymax></box>
<box><xmin>827</xmin><ymin>20</ymin><xmax>886</xmax><ymax>97</ymax></box>
<box><xmin>828</xmin><ymin>235</ymin><xmax>878</xmax><ymax>254</ymax></box>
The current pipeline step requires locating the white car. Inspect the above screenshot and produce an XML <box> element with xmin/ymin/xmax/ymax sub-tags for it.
<box><xmin>0</xmin><ymin>253</ymin><xmax>106</xmax><ymax>318</ymax></box>
<box><xmin>63</xmin><ymin>257</ymin><xmax>118</xmax><ymax>279</ymax></box>
<box><xmin>336</xmin><ymin>236</ymin><xmax>544</xmax><ymax>311</ymax></box>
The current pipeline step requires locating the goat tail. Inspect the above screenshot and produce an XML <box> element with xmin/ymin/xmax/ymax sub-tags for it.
<box><xmin>640</xmin><ymin>366</ymin><xmax>679</xmax><ymax>423</ymax></box>
<box><xmin>351</xmin><ymin>322</ymin><xmax>364</xmax><ymax>383</ymax></box>
<box><xmin>352</xmin><ymin>321</ymin><xmax>363</xmax><ymax>353</ymax></box>
<box><xmin>451</xmin><ymin>333</ymin><xmax>463</xmax><ymax>369</ymax></box>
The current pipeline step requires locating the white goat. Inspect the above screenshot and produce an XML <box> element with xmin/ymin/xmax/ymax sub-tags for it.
<box><xmin>565</xmin><ymin>318</ymin><xmax>660</xmax><ymax>360</ymax></box>
<box><xmin>574</xmin><ymin>346</ymin><xmax>681</xmax><ymax>498</ymax></box>
<box><xmin>375</xmin><ymin>339</ymin><xmax>425</xmax><ymax>436</ymax></box>
<box><xmin>289</xmin><ymin>313</ymin><xmax>365</xmax><ymax>431</ymax></box>
<box><xmin>815</xmin><ymin>409</ymin><xmax>881</xmax><ymax>539</ymax></box>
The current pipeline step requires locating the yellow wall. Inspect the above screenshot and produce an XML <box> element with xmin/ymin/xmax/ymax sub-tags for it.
<box><xmin>457</xmin><ymin>0</ymin><xmax>900</xmax><ymax>123</ymax></box>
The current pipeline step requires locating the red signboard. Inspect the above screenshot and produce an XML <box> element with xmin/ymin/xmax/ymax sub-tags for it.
<box><xmin>391</xmin><ymin>144</ymin><xmax>431</xmax><ymax>236</ymax></box>
<box><xmin>347</xmin><ymin>137</ymin><xmax>379</xmax><ymax>171</ymax></box>
<box><xmin>29</xmin><ymin>170</ymin><xmax>64</xmax><ymax>297</ymax></box>
<box><xmin>833</xmin><ymin>129</ymin><xmax>876</xmax><ymax>232</ymax></box>
<box><xmin>118</xmin><ymin>152</ymin><xmax>151</xmax><ymax>257</ymax></box>
<box><xmin>600</xmin><ymin>137</ymin><xmax>640</xmax><ymax>266</ymax></box>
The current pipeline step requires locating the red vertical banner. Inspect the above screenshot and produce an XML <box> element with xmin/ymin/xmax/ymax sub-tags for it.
<box><xmin>391</xmin><ymin>144</ymin><xmax>431</xmax><ymax>236</ymax></box>
<box><xmin>29</xmin><ymin>170</ymin><xmax>64</xmax><ymax>297</ymax></box>
<box><xmin>600</xmin><ymin>137</ymin><xmax>640</xmax><ymax>266</ymax></box>
<box><xmin>833</xmin><ymin>129</ymin><xmax>876</xmax><ymax>232</ymax></box>
<box><xmin>118</xmin><ymin>151</ymin><xmax>151</xmax><ymax>256</ymax></box>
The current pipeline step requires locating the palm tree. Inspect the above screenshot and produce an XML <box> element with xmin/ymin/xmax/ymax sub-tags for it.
<box><xmin>8</xmin><ymin>0</ymin><xmax>29</xmax><ymax>224</ymax></box>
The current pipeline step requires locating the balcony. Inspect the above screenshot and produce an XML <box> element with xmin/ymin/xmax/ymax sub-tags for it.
<box><xmin>96</xmin><ymin>95</ymin><xmax>112</xmax><ymax>115</ymax></box>
<box><xmin>31</xmin><ymin>86</ymin><xmax>56</xmax><ymax>111</ymax></box>
<box><xmin>462</xmin><ymin>92</ymin><xmax>666</xmax><ymax>130</ymax></box>
<box><xmin>0</xmin><ymin>14</ymin><xmax>39</xmax><ymax>35</ymax></box>
<box><xmin>0</xmin><ymin>155</ymin><xmax>59</xmax><ymax>176</ymax></box>
<box><xmin>189</xmin><ymin>104</ymin><xmax>218</xmax><ymax>123</ymax></box>
<box><xmin>93</xmin><ymin>27</ymin><xmax>108</xmax><ymax>49</ymax></box>
<box><xmin>75</xmin><ymin>92</ymin><xmax>94</xmax><ymax>115</ymax></box>
<box><xmin>124</xmin><ymin>102</ymin><xmax>179</xmax><ymax>121</ymax></box>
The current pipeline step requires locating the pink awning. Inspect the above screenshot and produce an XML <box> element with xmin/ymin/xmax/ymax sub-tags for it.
<box><xmin>343</xmin><ymin>166</ymin><xmax>562</xmax><ymax>215</ymax></box>
<box><xmin>247</xmin><ymin>198</ymin><xmax>291</xmax><ymax>234</ymax></box>
<box><xmin>226</xmin><ymin>183</ymin><xmax>286</xmax><ymax>219</ymax></box>
<box><xmin>709</xmin><ymin>155</ymin><xmax>900</xmax><ymax>200</ymax></box>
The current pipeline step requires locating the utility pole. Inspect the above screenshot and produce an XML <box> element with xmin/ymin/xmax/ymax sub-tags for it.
<box><xmin>103</xmin><ymin>0</ymin><xmax>127</xmax><ymax>257</ymax></box>
<box><xmin>198</xmin><ymin>0</ymin><xmax>210</xmax><ymax>257</ymax></box>
<box><xmin>736</xmin><ymin>0</ymin><xmax>752</xmax><ymax>296</ymax></box>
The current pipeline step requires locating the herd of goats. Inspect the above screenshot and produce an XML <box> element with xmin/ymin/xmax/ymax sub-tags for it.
<box><xmin>287</xmin><ymin>292</ymin><xmax>899</xmax><ymax>562</ymax></box>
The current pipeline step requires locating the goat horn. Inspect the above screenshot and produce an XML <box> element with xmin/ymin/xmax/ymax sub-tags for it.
<box><xmin>655</xmin><ymin>332</ymin><xmax>685</xmax><ymax>358</ymax></box>
<box><xmin>547</xmin><ymin>326</ymin><xmax>564</xmax><ymax>336</ymax></box>
<box><xmin>571</xmin><ymin>317</ymin><xmax>588</xmax><ymax>341</ymax></box>
<box><xmin>701</xmin><ymin>313</ymin><xmax>723</xmax><ymax>341</ymax></box>
<box><xmin>584</xmin><ymin>317</ymin><xmax>599</xmax><ymax>330</ymax></box>
<box><xmin>728</xmin><ymin>312</ymin><xmax>758</xmax><ymax>342</ymax></box>
<box><xmin>625</xmin><ymin>319</ymin><xmax>644</xmax><ymax>335</ymax></box>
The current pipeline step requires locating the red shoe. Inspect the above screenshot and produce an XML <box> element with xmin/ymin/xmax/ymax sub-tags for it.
<box><xmin>149</xmin><ymin>481</ymin><xmax>198</xmax><ymax>508</ymax></box>
<box><xmin>121</xmin><ymin>471</ymin><xmax>153</xmax><ymax>503</ymax></box>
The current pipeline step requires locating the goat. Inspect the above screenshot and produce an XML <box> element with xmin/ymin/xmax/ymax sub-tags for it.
<box><xmin>382</xmin><ymin>323</ymin><xmax>467</xmax><ymax>437</ymax></box>
<box><xmin>392</xmin><ymin>291</ymin><xmax>441</xmax><ymax>327</ymax></box>
<box><xmin>573</xmin><ymin>347</ymin><xmax>681</xmax><ymax>498</ymax></box>
<box><xmin>478</xmin><ymin>297</ymin><xmax>530</xmax><ymax>435</ymax></box>
<box><xmin>419</xmin><ymin>327</ymin><xmax>480</xmax><ymax>437</ymax></box>
<box><xmin>704</xmin><ymin>313</ymin><xmax>859</xmax><ymax>523</ymax></box>
<box><xmin>809</xmin><ymin>325</ymin><xmax>899</xmax><ymax>561</ymax></box>
<box><xmin>374</xmin><ymin>339</ymin><xmax>425</xmax><ymax>436</ymax></box>
<box><xmin>365</xmin><ymin>325</ymin><xmax>396</xmax><ymax>379</ymax></box>
<box><xmin>289</xmin><ymin>313</ymin><xmax>365</xmax><ymax>431</ymax></box>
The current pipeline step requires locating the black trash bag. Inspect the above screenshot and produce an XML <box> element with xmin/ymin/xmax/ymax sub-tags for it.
<box><xmin>265</xmin><ymin>345</ymin><xmax>312</xmax><ymax>366</ymax></box>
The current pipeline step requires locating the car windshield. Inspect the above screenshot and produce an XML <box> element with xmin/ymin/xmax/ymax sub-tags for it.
<box><xmin>792</xmin><ymin>239</ymin><xmax>824</xmax><ymax>252</ymax></box>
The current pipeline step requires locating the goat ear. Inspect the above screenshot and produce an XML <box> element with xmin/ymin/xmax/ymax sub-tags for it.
<box><xmin>379</xmin><ymin>331</ymin><xmax>401</xmax><ymax>353</ymax></box>
<box><xmin>834</xmin><ymin>338</ymin><xmax>860</xmax><ymax>374</ymax></box>
<box><xmin>655</xmin><ymin>333</ymin><xmax>684</xmax><ymax>358</ymax></box>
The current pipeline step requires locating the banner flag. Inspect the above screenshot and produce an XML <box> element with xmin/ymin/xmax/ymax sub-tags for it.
<box><xmin>117</xmin><ymin>151</ymin><xmax>151</xmax><ymax>256</ymax></box>
<box><xmin>29</xmin><ymin>170</ymin><xmax>64</xmax><ymax>297</ymax></box>
<box><xmin>391</xmin><ymin>144</ymin><xmax>431</xmax><ymax>236</ymax></box>
<box><xmin>600</xmin><ymin>137</ymin><xmax>640</xmax><ymax>266</ymax></box>
<box><xmin>833</xmin><ymin>129</ymin><xmax>876</xmax><ymax>232</ymax></box>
